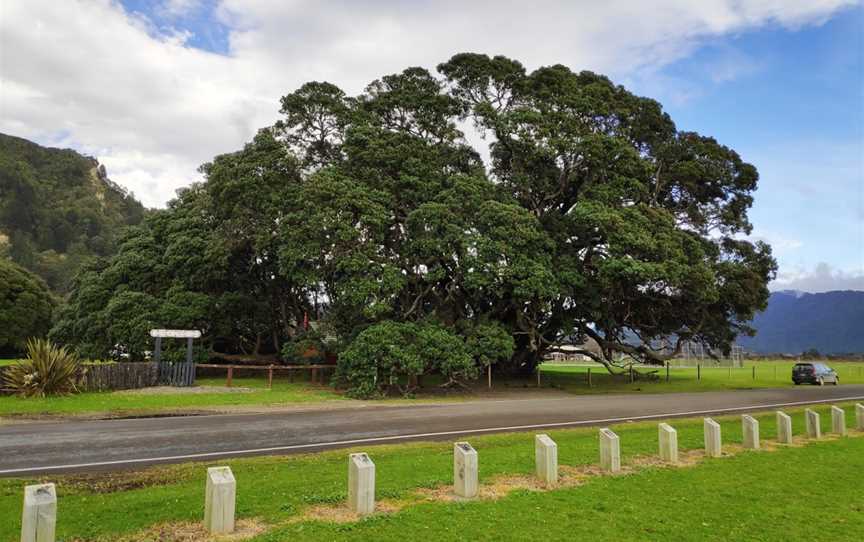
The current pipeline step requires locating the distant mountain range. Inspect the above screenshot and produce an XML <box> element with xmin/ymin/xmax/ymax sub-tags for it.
<box><xmin>738</xmin><ymin>290</ymin><xmax>864</xmax><ymax>354</ymax></box>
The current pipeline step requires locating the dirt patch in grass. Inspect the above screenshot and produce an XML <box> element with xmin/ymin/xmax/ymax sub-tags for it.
<box><xmin>115</xmin><ymin>386</ymin><xmax>254</xmax><ymax>396</ymax></box>
<box><xmin>107</xmin><ymin>519</ymin><xmax>266</xmax><ymax>542</ymax></box>
<box><xmin>56</xmin><ymin>465</ymin><xmax>194</xmax><ymax>494</ymax></box>
<box><xmin>294</xmin><ymin>499</ymin><xmax>406</xmax><ymax>524</ymax></box>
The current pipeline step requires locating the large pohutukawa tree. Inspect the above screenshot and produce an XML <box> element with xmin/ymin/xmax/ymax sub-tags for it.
<box><xmin>438</xmin><ymin>53</ymin><xmax>776</xmax><ymax>373</ymax></box>
<box><xmin>53</xmin><ymin>53</ymin><xmax>775</xmax><ymax>390</ymax></box>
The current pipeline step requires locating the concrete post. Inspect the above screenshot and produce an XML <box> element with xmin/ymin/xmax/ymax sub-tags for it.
<box><xmin>703</xmin><ymin>418</ymin><xmax>722</xmax><ymax>457</ymax></box>
<box><xmin>348</xmin><ymin>453</ymin><xmax>375</xmax><ymax>515</ymax></box>
<box><xmin>805</xmin><ymin>409</ymin><xmax>821</xmax><ymax>439</ymax></box>
<box><xmin>831</xmin><ymin>406</ymin><xmax>846</xmax><ymax>436</ymax></box>
<box><xmin>857</xmin><ymin>403</ymin><xmax>864</xmax><ymax>431</ymax></box>
<box><xmin>599</xmin><ymin>428</ymin><xmax>621</xmax><ymax>472</ymax></box>
<box><xmin>453</xmin><ymin>442</ymin><xmax>478</xmax><ymax>498</ymax></box>
<box><xmin>776</xmin><ymin>411</ymin><xmax>793</xmax><ymax>444</ymax></box>
<box><xmin>21</xmin><ymin>483</ymin><xmax>56</xmax><ymax>542</ymax></box>
<box><xmin>658</xmin><ymin>423</ymin><xmax>678</xmax><ymax>464</ymax></box>
<box><xmin>204</xmin><ymin>466</ymin><xmax>235</xmax><ymax>533</ymax></box>
<box><xmin>534</xmin><ymin>434</ymin><xmax>558</xmax><ymax>485</ymax></box>
<box><xmin>742</xmin><ymin>414</ymin><xmax>760</xmax><ymax>450</ymax></box>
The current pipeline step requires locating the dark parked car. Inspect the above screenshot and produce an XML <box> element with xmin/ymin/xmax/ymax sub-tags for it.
<box><xmin>792</xmin><ymin>362</ymin><xmax>839</xmax><ymax>386</ymax></box>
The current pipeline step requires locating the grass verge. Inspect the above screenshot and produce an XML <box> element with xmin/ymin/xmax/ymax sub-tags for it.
<box><xmin>0</xmin><ymin>402</ymin><xmax>861</xmax><ymax>541</ymax></box>
<box><xmin>0</xmin><ymin>377</ymin><xmax>345</xmax><ymax>418</ymax></box>
<box><xmin>540</xmin><ymin>360</ymin><xmax>864</xmax><ymax>394</ymax></box>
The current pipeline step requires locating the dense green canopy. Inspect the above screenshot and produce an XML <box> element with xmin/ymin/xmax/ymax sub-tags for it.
<box><xmin>0</xmin><ymin>258</ymin><xmax>55</xmax><ymax>355</ymax></box>
<box><xmin>52</xmin><ymin>54</ymin><xmax>776</xmax><ymax>396</ymax></box>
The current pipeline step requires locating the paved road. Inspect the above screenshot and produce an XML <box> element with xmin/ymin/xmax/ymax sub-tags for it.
<box><xmin>2</xmin><ymin>385</ymin><xmax>862</xmax><ymax>476</ymax></box>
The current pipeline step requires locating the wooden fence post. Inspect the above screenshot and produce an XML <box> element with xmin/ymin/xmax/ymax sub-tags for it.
<box><xmin>226</xmin><ymin>366</ymin><xmax>233</xmax><ymax>388</ymax></box>
<box><xmin>268</xmin><ymin>365</ymin><xmax>273</xmax><ymax>389</ymax></box>
<box><xmin>588</xmin><ymin>367</ymin><xmax>592</xmax><ymax>387</ymax></box>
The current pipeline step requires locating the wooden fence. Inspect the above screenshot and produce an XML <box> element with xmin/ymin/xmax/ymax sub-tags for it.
<box><xmin>196</xmin><ymin>363</ymin><xmax>336</xmax><ymax>387</ymax></box>
<box><xmin>78</xmin><ymin>362</ymin><xmax>161</xmax><ymax>392</ymax></box>
<box><xmin>1</xmin><ymin>362</ymin><xmax>165</xmax><ymax>394</ymax></box>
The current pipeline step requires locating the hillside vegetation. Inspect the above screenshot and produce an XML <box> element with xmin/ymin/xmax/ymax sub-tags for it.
<box><xmin>0</xmin><ymin>132</ymin><xmax>145</xmax><ymax>291</ymax></box>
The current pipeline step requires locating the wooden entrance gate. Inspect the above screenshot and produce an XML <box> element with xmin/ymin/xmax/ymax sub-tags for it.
<box><xmin>150</xmin><ymin>329</ymin><xmax>200</xmax><ymax>387</ymax></box>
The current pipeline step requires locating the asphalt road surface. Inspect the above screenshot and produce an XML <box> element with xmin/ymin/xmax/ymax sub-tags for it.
<box><xmin>2</xmin><ymin>385</ymin><xmax>862</xmax><ymax>476</ymax></box>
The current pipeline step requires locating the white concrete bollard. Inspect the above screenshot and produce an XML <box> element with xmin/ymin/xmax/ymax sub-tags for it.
<box><xmin>857</xmin><ymin>403</ymin><xmax>864</xmax><ymax>431</ymax></box>
<box><xmin>658</xmin><ymin>423</ymin><xmax>678</xmax><ymax>464</ymax></box>
<box><xmin>204</xmin><ymin>466</ymin><xmax>236</xmax><ymax>533</ymax></box>
<box><xmin>805</xmin><ymin>409</ymin><xmax>821</xmax><ymax>439</ymax></box>
<box><xmin>776</xmin><ymin>411</ymin><xmax>793</xmax><ymax>444</ymax></box>
<box><xmin>21</xmin><ymin>483</ymin><xmax>56</xmax><ymax>542</ymax></box>
<box><xmin>453</xmin><ymin>442</ymin><xmax>479</xmax><ymax>498</ymax></box>
<box><xmin>534</xmin><ymin>434</ymin><xmax>558</xmax><ymax>485</ymax></box>
<box><xmin>599</xmin><ymin>428</ymin><xmax>621</xmax><ymax>472</ymax></box>
<box><xmin>742</xmin><ymin>414</ymin><xmax>760</xmax><ymax>450</ymax></box>
<box><xmin>703</xmin><ymin>418</ymin><xmax>722</xmax><ymax>457</ymax></box>
<box><xmin>831</xmin><ymin>406</ymin><xmax>846</xmax><ymax>436</ymax></box>
<box><xmin>348</xmin><ymin>453</ymin><xmax>375</xmax><ymax>515</ymax></box>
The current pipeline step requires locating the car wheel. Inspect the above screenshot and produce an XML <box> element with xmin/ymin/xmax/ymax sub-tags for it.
<box><xmin>833</xmin><ymin>377</ymin><xmax>839</xmax><ymax>386</ymax></box>
<box><xmin>817</xmin><ymin>377</ymin><xmax>824</xmax><ymax>386</ymax></box>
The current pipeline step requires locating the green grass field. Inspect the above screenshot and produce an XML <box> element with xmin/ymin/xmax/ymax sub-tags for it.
<box><xmin>1</xmin><ymin>403</ymin><xmax>861</xmax><ymax>541</ymax></box>
<box><xmin>0</xmin><ymin>377</ymin><xmax>345</xmax><ymax>417</ymax></box>
<box><xmin>540</xmin><ymin>360</ymin><xmax>864</xmax><ymax>394</ymax></box>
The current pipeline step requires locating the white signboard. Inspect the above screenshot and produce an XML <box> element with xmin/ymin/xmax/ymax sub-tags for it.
<box><xmin>150</xmin><ymin>329</ymin><xmax>201</xmax><ymax>339</ymax></box>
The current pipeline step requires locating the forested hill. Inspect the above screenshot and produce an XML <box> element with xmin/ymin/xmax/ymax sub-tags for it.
<box><xmin>0</xmin><ymin>133</ymin><xmax>145</xmax><ymax>291</ymax></box>
<box><xmin>738</xmin><ymin>290</ymin><xmax>864</xmax><ymax>355</ymax></box>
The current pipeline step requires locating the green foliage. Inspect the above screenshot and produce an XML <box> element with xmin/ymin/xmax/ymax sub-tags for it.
<box><xmin>0</xmin><ymin>258</ymin><xmax>55</xmax><ymax>354</ymax></box>
<box><xmin>2</xmin><ymin>338</ymin><xmax>80</xmax><ymax>397</ymax></box>
<box><xmin>336</xmin><ymin>321</ymin><xmax>473</xmax><ymax>397</ymax></box>
<box><xmin>0</xmin><ymin>133</ymin><xmax>145</xmax><ymax>292</ymax></box>
<box><xmin>281</xmin><ymin>329</ymin><xmax>327</xmax><ymax>365</ymax></box>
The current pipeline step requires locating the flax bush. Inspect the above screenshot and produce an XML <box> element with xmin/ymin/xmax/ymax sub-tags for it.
<box><xmin>3</xmin><ymin>339</ymin><xmax>81</xmax><ymax>397</ymax></box>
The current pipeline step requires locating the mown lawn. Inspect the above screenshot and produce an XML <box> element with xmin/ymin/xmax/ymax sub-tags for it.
<box><xmin>540</xmin><ymin>360</ymin><xmax>864</xmax><ymax>395</ymax></box>
<box><xmin>0</xmin><ymin>403</ymin><xmax>861</xmax><ymax>541</ymax></box>
<box><xmin>0</xmin><ymin>377</ymin><xmax>345</xmax><ymax>417</ymax></box>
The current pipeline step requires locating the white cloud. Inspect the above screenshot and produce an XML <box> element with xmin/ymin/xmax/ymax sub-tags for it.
<box><xmin>157</xmin><ymin>0</ymin><xmax>204</xmax><ymax>19</ymax></box>
<box><xmin>747</xmin><ymin>229</ymin><xmax>803</xmax><ymax>254</ymax></box>
<box><xmin>772</xmin><ymin>262</ymin><xmax>864</xmax><ymax>293</ymax></box>
<box><xmin>0</xmin><ymin>0</ymin><xmax>856</xmax><ymax>207</ymax></box>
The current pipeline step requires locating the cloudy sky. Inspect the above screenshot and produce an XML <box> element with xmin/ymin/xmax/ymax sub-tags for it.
<box><xmin>1</xmin><ymin>0</ymin><xmax>862</xmax><ymax>292</ymax></box>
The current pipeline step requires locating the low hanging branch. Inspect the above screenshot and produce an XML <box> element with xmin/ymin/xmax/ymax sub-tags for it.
<box><xmin>579</xmin><ymin>327</ymin><xmax>686</xmax><ymax>374</ymax></box>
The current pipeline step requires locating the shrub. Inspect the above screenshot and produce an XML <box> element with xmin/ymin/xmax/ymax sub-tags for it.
<box><xmin>336</xmin><ymin>321</ymin><xmax>473</xmax><ymax>398</ymax></box>
<box><xmin>2</xmin><ymin>339</ymin><xmax>81</xmax><ymax>397</ymax></box>
<box><xmin>0</xmin><ymin>259</ymin><xmax>55</xmax><ymax>355</ymax></box>
<box><xmin>281</xmin><ymin>329</ymin><xmax>327</xmax><ymax>364</ymax></box>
